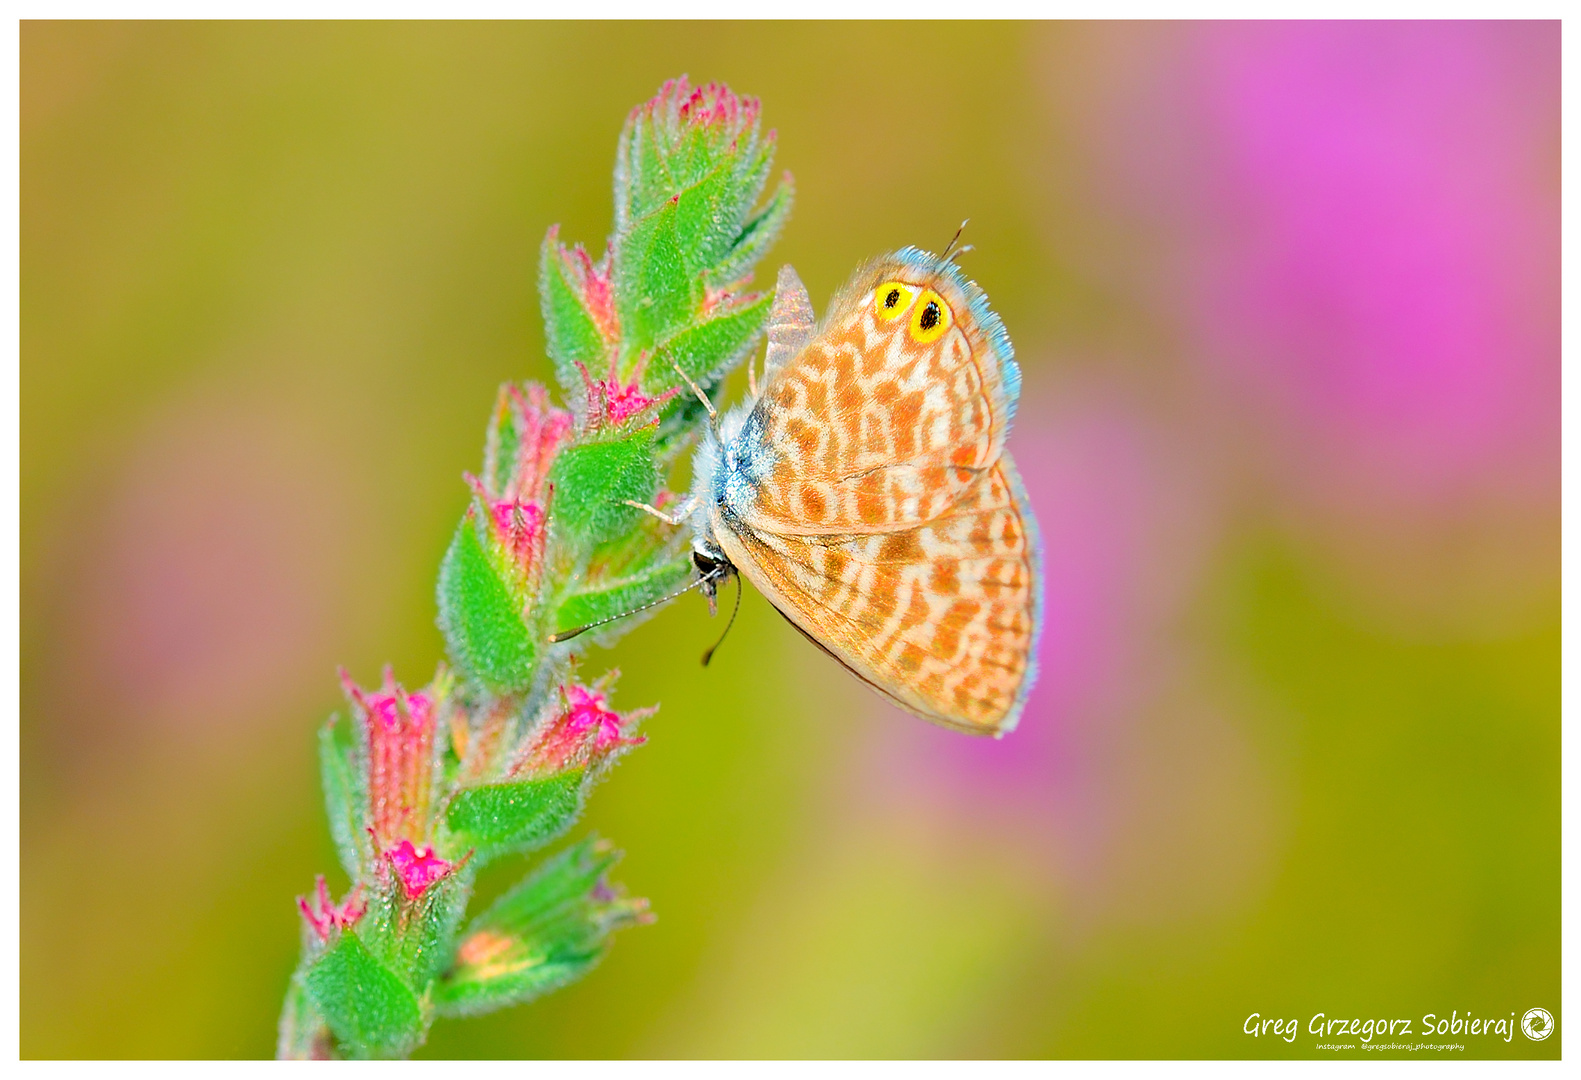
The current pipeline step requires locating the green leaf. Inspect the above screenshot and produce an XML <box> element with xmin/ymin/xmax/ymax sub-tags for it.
<box><xmin>303</xmin><ymin>932</ymin><xmax>423</xmax><ymax>1059</ymax></box>
<box><xmin>539</xmin><ymin>234</ymin><xmax>611</xmax><ymax>392</ymax></box>
<box><xmin>716</xmin><ymin>136</ymin><xmax>776</xmax><ymax>257</ymax></box>
<box><xmin>355</xmin><ymin>870</ymin><xmax>476</xmax><ymax>992</ymax></box>
<box><xmin>710</xmin><ymin>174</ymin><xmax>794</xmax><ymax>288</ymax></box>
<box><xmin>671</xmin><ymin>159</ymin><xmax>743</xmax><ymax>272</ymax></box>
<box><xmin>403</xmin><ymin>872</ymin><xmax>475</xmax><ymax>989</ymax></box>
<box><xmin>319</xmin><ymin>715</ymin><xmax>365</xmax><ymax>880</ymax></box>
<box><xmin>614</xmin><ymin>199</ymin><xmax>699</xmax><ymax>353</ymax></box>
<box><xmin>615</xmin><ymin>106</ymin><xmax>672</xmax><ymax>229</ymax></box>
<box><xmin>554</xmin><ymin>555</ymin><xmax>692</xmax><ymax>636</ymax></box>
<box><xmin>436</xmin><ymin>509</ymin><xmax>537</xmax><ymax>694</ymax></box>
<box><xmin>547</xmin><ymin>430</ymin><xmax>657</xmax><ymax>550</ymax></box>
<box><xmin>647</xmin><ymin>293</ymin><xmax>773</xmax><ymax>393</ymax></box>
<box><xmin>444</xmin><ymin>771</ymin><xmax>586</xmax><ymax>862</ymax></box>
<box><xmin>482</xmin><ymin>385</ymin><xmax>522</xmax><ymax>497</ymax></box>
<box><xmin>434</xmin><ymin>838</ymin><xmax>648</xmax><ymax>1018</ymax></box>
<box><xmin>436</xmin><ymin>949</ymin><xmax>594</xmax><ymax>1019</ymax></box>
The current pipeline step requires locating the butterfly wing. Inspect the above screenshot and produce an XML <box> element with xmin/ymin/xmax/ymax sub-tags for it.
<box><xmin>734</xmin><ymin>250</ymin><xmax>1022</xmax><ymax>537</ymax></box>
<box><xmin>761</xmin><ymin>264</ymin><xmax>817</xmax><ymax>388</ymax></box>
<box><xmin>714</xmin><ymin>456</ymin><xmax>1042</xmax><ymax>736</ymax></box>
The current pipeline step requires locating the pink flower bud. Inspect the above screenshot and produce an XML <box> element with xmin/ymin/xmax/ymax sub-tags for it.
<box><xmin>475</xmin><ymin>487</ymin><xmax>547</xmax><ymax>573</ymax></box>
<box><xmin>547</xmin><ymin>227</ymin><xmax>620</xmax><ymax>343</ymax></box>
<box><xmin>386</xmin><ymin>838</ymin><xmax>454</xmax><ymax>900</ymax></box>
<box><xmin>471</xmin><ymin>382</ymin><xmax>573</xmax><ymax>582</ymax></box>
<box><xmin>500</xmin><ymin>383</ymin><xmax>572</xmax><ymax>504</ymax></box>
<box><xmin>575</xmin><ymin>358</ymin><xmax>677</xmax><ymax>431</ymax></box>
<box><xmin>513</xmin><ymin>681</ymin><xmax>649</xmax><ymax>779</ymax></box>
<box><xmin>297</xmin><ymin>875</ymin><xmax>366</xmax><ymax>942</ymax></box>
<box><xmin>341</xmin><ymin>667</ymin><xmax>439</xmax><ymax>851</ymax></box>
<box><xmin>636</xmin><ymin>76</ymin><xmax>762</xmax><ymax>146</ymax></box>
<box><xmin>479</xmin><ymin>382</ymin><xmax>573</xmax><ymax>505</ymax></box>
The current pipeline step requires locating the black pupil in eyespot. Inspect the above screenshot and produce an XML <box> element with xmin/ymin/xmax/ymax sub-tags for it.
<box><xmin>920</xmin><ymin>301</ymin><xmax>940</xmax><ymax>331</ymax></box>
<box><xmin>884</xmin><ymin>288</ymin><xmax>901</xmax><ymax>309</ymax></box>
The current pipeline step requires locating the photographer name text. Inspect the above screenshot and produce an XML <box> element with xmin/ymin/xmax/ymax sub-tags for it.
<box><xmin>1244</xmin><ymin>1011</ymin><xmax>1533</xmax><ymax>1045</ymax></box>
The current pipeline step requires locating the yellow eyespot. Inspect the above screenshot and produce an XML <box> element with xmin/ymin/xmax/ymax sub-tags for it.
<box><xmin>874</xmin><ymin>281</ymin><xmax>915</xmax><ymax>321</ymax></box>
<box><xmin>909</xmin><ymin>289</ymin><xmax>952</xmax><ymax>344</ymax></box>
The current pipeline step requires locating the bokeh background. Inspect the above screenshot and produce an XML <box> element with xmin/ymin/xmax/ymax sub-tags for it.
<box><xmin>21</xmin><ymin>22</ymin><xmax>1559</xmax><ymax>1059</ymax></box>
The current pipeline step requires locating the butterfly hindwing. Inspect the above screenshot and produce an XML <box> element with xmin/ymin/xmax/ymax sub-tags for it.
<box><xmin>761</xmin><ymin>264</ymin><xmax>816</xmax><ymax>388</ymax></box>
<box><xmin>714</xmin><ymin>457</ymin><xmax>1040</xmax><ymax>735</ymax></box>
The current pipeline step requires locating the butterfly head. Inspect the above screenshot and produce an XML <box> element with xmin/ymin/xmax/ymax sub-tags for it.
<box><xmin>691</xmin><ymin>546</ymin><xmax>734</xmax><ymax>604</ymax></box>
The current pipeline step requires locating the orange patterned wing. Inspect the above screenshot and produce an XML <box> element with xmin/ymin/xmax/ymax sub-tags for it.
<box><xmin>713</xmin><ymin>457</ymin><xmax>1042</xmax><ymax>736</ymax></box>
<box><xmin>737</xmin><ymin>252</ymin><xmax>1021</xmax><ymax>536</ymax></box>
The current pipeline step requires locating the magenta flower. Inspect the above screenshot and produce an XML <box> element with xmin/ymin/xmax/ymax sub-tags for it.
<box><xmin>297</xmin><ymin>876</ymin><xmax>366</xmax><ymax>943</ymax></box>
<box><xmin>513</xmin><ymin>682</ymin><xmax>648</xmax><ymax>779</ymax></box>
<box><xmin>599</xmin><ymin>379</ymin><xmax>656</xmax><ymax>426</ymax></box>
<box><xmin>386</xmin><ymin>839</ymin><xmax>455</xmax><ymax>901</ymax></box>
<box><xmin>576</xmin><ymin>357</ymin><xmax>677</xmax><ymax>431</ymax></box>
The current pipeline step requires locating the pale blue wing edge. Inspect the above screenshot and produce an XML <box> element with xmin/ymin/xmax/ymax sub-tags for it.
<box><xmin>885</xmin><ymin>245</ymin><xmax>1022</xmax><ymax>433</ymax></box>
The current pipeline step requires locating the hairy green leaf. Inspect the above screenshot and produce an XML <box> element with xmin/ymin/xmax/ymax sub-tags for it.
<box><xmin>670</xmin><ymin>159</ymin><xmax>743</xmax><ymax>271</ymax></box>
<box><xmin>647</xmin><ymin>293</ymin><xmax>773</xmax><ymax>393</ymax></box>
<box><xmin>277</xmin><ymin>973</ymin><xmax>334</xmax><ymax>1059</ymax></box>
<box><xmin>554</xmin><ymin>555</ymin><xmax>693</xmax><ymax>637</ymax></box>
<box><xmin>356</xmin><ymin>871</ymin><xmax>476</xmax><ymax>992</ymax></box>
<box><xmin>319</xmin><ymin>715</ymin><xmax>364</xmax><ymax>880</ymax></box>
<box><xmin>434</xmin><ymin>839</ymin><xmax>646</xmax><ymax>1018</ymax></box>
<box><xmin>436</xmin><ymin>509</ymin><xmax>537</xmax><ymax>694</ymax></box>
<box><xmin>547</xmin><ymin>430</ymin><xmax>657</xmax><ymax>550</ymax></box>
<box><xmin>539</xmin><ymin>235</ymin><xmax>611</xmax><ymax>392</ymax></box>
<box><xmin>614</xmin><ymin>200</ymin><xmax>699</xmax><ymax>353</ymax></box>
<box><xmin>304</xmin><ymin>932</ymin><xmax>423</xmax><ymax>1059</ymax></box>
<box><xmin>711</xmin><ymin>174</ymin><xmax>794</xmax><ymax>288</ymax></box>
<box><xmin>444</xmin><ymin>771</ymin><xmax>586</xmax><ymax>862</ymax></box>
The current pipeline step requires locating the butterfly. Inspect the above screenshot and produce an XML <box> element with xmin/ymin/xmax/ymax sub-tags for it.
<box><xmin>680</xmin><ymin>246</ymin><xmax>1043</xmax><ymax>737</ymax></box>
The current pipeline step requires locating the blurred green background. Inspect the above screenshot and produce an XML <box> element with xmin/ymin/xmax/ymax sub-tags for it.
<box><xmin>21</xmin><ymin>22</ymin><xmax>1558</xmax><ymax>1058</ymax></box>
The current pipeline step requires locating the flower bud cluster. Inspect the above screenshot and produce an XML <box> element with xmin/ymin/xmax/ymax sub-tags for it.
<box><xmin>283</xmin><ymin>73</ymin><xmax>791</xmax><ymax>1058</ymax></box>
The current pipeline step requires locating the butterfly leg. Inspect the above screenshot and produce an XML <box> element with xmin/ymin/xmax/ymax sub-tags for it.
<box><xmin>668</xmin><ymin>361</ymin><xmax>717</xmax><ymax>421</ymax></box>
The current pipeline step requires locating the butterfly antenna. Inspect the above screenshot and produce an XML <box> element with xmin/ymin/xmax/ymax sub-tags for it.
<box><xmin>942</xmin><ymin>243</ymin><xmax>974</xmax><ymax>267</ymax></box>
<box><xmin>549</xmin><ymin>569</ymin><xmax>722</xmax><ymax>643</ymax></box>
<box><xmin>940</xmin><ymin>219</ymin><xmax>970</xmax><ymax>262</ymax></box>
<box><xmin>700</xmin><ymin>570</ymin><xmax>742</xmax><ymax>666</ymax></box>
